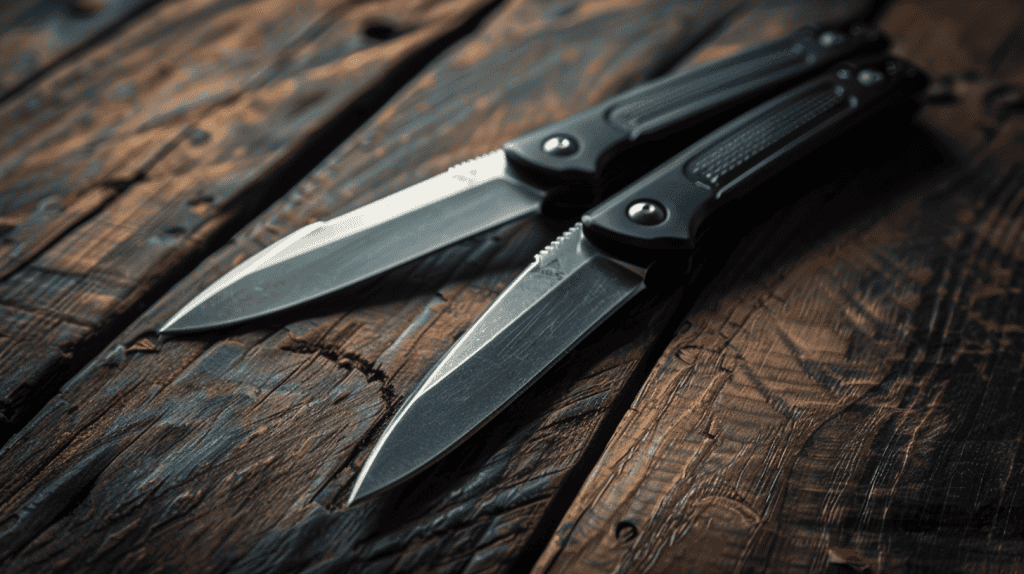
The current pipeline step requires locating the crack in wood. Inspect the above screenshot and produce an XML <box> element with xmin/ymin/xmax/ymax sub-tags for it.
<box><xmin>321</xmin><ymin>385</ymin><xmax>402</xmax><ymax>512</ymax></box>
<box><xmin>279</xmin><ymin>336</ymin><xmax>388</xmax><ymax>384</ymax></box>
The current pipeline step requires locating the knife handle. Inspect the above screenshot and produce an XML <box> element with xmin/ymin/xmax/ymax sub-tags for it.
<box><xmin>580</xmin><ymin>56</ymin><xmax>928</xmax><ymax>253</ymax></box>
<box><xmin>501</xmin><ymin>25</ymin><xmax>888</xmax><ymax>188</ymax></box>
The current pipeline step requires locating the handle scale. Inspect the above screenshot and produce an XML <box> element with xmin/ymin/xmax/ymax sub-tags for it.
<box><xmin>502</xmin><ymin>25</ymin><xmax>887</xmax><ymax>188</ymax></box>
<box><xmin>581</xmin><ymin>56</ymin><xmax>927</xmax><ymax>253</ymax></box>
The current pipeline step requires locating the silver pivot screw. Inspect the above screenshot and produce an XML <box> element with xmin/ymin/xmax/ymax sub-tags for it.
<box><xmin>857</xmin><ymin>69</ymin><xmax>884</xmax><ymax>86</ymax></box>
<box><xmin>627</xmin><ymin>201</ymin><xmax>666</xmax><ymax>225</ymax></box>
<box><xmin>541</xmin><ymin>135</ymin><xmax>578</xmax><ymax>156</ymax></box>
<box><xmin>818</xmin><ymin>31</ymin><xmax>843</xmax><ymax>47</ymax></box>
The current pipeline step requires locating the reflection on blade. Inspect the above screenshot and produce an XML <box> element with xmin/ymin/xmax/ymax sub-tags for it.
<box><xmin>348</xmin><ymin>223</ymin><xmax>648</xmax><ymax>503</ymax></box>
<box><xmin>160</xmin><ymin>151</ymin><xmax>546</xmax><ymax>333</ymax></box>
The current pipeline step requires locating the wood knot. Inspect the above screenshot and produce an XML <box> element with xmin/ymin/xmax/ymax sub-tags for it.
<box><xmin>186</xmin><ymin>127</ymin><xmax>211</xmax><ymax>146</ymax></box>
<box><xmin>826</xmin><ymin>547</ymin><xmax>871</xmax><ymax>573</ymax></box>
<box><xmin>70</xmin><ymin>0</ymin><xmax>103</xmax><ymax>17</ymax></box>
<box><xmin>363</xmin><ymin>20</ymin><xmax>404</xmax><ymax>41</ymax></box>
<box><xmin>614</xmin><ymin>520</ymin><xmax>638</xmax><ymax>543</ymax></box>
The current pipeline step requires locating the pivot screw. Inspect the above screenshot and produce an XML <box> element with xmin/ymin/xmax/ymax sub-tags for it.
<box><xmin>857</xmin><ymin>69</ymin><xmax>884</xmax><ymax>86</ymax></box>
<box><xmin>541</xmin><ymin>135</ymin><xmax>578</xmax><ymax>156</ymax></box>
<box><xmin>818</xmin><ymin>31</ymin><xmax>843</xmax><ymax>47</ymax></box>
<box><xmin>627</xmin><ymin>201</ymin><xmax>666</xmax><ymax>225</ymax></box>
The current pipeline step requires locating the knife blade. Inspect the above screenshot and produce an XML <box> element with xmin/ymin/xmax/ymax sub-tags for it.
<box><xmin>160</xmin><ymin>25</ymin><xmax>887</xmax><ymax>333</ymax></box>
<box><xmin>348</xmin><ymin>55</ymin><xmax>927</xmax><ymax>503</ymax></box>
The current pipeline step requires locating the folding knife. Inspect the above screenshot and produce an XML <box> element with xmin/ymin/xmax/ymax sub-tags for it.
<box><xmin>347</xmin><ymin>55</ymin><xmax>927</xmax><ymax>503</ymax></box>
<box><xmin>160</xmin><ymin>25</ymin><xmax>887</xmax><ymax>333</ymax></box>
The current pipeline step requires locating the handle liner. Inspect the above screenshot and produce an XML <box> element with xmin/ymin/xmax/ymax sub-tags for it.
<box><xmin>685</xmin><ymin>85</ymin><xmax>845</xmax><ymax>190</ymax></box>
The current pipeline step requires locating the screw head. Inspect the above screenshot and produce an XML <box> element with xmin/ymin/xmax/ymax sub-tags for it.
<box><xmin>818</xmin><ymin>31</ymin><xmax>843</xmax><ymax>47</ymax></box>
<box><xmin>627</xmin><ymin>201</ymin><xmax>666</xmax><ymax>225</ymax></box>
<box><xmin>541</xmin><ymin>135</ymin><xmax>578</xmax><ymax>156</ymax></box>
<box><xmin>857</xmin><ymin>69</ymin><xmax>884</xmax><ymax>86</ymax></box>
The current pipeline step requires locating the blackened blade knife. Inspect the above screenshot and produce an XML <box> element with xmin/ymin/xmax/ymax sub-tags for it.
<box><xmin>348</xmin><ymin>56</ymin><xmax>927</xmax><ymax>503</ymax></box>
<box><xmin>161</xmin><ymin>25</ymin><xmax>886</xmax><ymax>333</ymax></box>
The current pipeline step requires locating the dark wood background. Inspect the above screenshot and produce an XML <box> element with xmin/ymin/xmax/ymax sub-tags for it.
<box><xmin>2</xmin><ymin>0</ymin><xmax>1023</xmax><ymax>571</ymax></box>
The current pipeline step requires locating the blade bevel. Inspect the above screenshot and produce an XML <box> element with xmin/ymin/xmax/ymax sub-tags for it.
<box><xmin>160</xmin><ymin>151</ymin><xmax>546</xmax><ymax>333</ymax></box>
<box><xmin>348</xmin><ymin>223</ymin><xmax>648</xmax><ymax>503</ymax></box>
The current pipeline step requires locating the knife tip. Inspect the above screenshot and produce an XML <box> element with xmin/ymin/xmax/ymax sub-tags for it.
<box><xmin>159</xmin><ymin>307</ymin><xmax>221</xmax><ymax>334</ymax></box>
<box><xmin>159</xmin><ymin>293</ymin><xmax>245</xmax><ymax>334</ymax></box>
<box><xmin>158</xmin><ymin>312</ymin><xmax>197</xmax><ymax>334</ymax></box>
<box><xmin>347</xmin><ymin>469</ymin><xmax>390</xmax><ymax>506</ymax></box>
<box><xmin>346</xmin><ymin>487</ymin><xmax>368</xmax><ymax>506</ymax></box>
<box><xmin>157</xmin><ymin>317</ymin><xmax>185</xmax><ymax>335</ymax></box>
<box><xmin>346</xmin><ymin>445</ymin><xmax>425</xmax><ymax>505</ymax></box>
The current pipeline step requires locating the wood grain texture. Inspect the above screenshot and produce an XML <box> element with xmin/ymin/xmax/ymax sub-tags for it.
<box><xmin>0</xmin><ymin>0</ymin><xmax>163</xmax><ymax>100</ymax></box>
<box><xmin>0</xmin><ymin>1</ymin><xmax>878</xmax><ymax>572</ymax></box>
<box><xmin>0</xmin><ymin>0</ymin><xmax>499</xmax><ymax>440</ymax></box>
<box><xmin>533</xmin><ymin>1</ymin><xmax>1024</xmax><ymax>572</ymax></box>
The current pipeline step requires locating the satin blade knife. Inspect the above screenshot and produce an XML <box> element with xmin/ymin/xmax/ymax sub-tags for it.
<box><xmin>348</xmin><ymin>55</ymin><xmax>927</xmax><ymax>503</ymax></box>
<box><xmin>160</xmin><ymin>25</ymin><xmax>887</xmax><ymax>333</ymax></box>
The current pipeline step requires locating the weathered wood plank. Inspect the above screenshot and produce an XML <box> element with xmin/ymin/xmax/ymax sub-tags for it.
<box><xmin>0</xmin><ymin>1</ymin><xmax>874</xmax><ymax>572</ymax></box>
<box><xmin>532</xmin><ymin>1</ymin><xmax>1024</xmax><ymax>572</ymax></box>
<box><xmin>0</xmin><ymin>0</ymin><xmax>500</xmax><ymax>439</ymax></box>
<box><xmin>0</xmin><ymin>0</ymin><xmax>164</xmax><ymax>100</ymax></box>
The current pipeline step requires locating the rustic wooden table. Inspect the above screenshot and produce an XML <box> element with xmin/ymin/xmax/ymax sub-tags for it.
<box><xmin>2</xmin><ymin>0</ymin><xmax>1023</xmax><ymax>571</ymax></box>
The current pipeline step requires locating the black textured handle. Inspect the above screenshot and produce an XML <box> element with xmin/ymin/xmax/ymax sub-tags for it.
<box><xmin>502</xmin><ymin>25</ymin><xmax>887</xmax><ymax>190</ymax></box>
<box><xmin>581</xmin><ymin>56</ymin><xmax>927</xmax><ymax>253</ymax></box>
